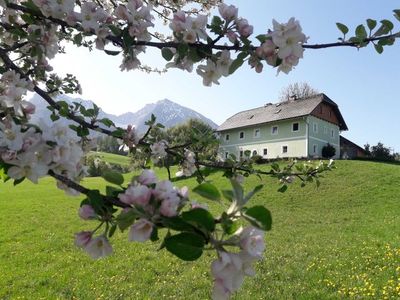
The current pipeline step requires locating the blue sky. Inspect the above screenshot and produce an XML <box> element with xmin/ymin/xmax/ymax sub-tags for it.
<box><xmin>51</xmin><ymin>1</ymin><xmax>400</xmax><ymax>152</ymax></box>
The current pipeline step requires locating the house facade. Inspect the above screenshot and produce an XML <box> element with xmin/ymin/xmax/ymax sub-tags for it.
<box><xmin>217</xmin><ymin>94</ymin><xmax>348</xmax><ymax>160</ymax></box>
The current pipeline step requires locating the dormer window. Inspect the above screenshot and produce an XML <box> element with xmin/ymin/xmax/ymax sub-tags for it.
<box><xmin>225</xmin><ymin>134</ymin><xmax>230</xmax><ymax>141</ymax></box>
<box><xmin>239</xmin><ymin>131</ymin><xmax>245</xmax><ymax>139</ymax></box>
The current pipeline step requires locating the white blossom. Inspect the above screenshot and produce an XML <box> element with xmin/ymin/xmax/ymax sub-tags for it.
<box><xmin>84</xmin><ymin>235</ymin><xmax>113</xmax><ymax>259</ymax></box>
<box><xmin>150</xmin><ymin>141</ymin><xmax>167</xmax><ymax>163</ymax></box>
<box><xmin>196</xmin><ymin>59</ymin><xmax>222</xmax><ymax>87</ymax></box>
<box><xmin>128</xmin><ymin>218</ymin><xmax>153</xmax><ymax>242</ymax></box>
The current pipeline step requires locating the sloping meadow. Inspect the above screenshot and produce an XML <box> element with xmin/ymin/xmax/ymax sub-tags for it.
<box><xmin>0</xmin><ymin>160</ymin><xmax>399</xmax><ymax>299</ymax></box>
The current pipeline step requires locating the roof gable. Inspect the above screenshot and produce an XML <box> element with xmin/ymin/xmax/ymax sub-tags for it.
<box><xmin>217</xmin><ymin>93</ymin><xmax>348</xmax><ymax>131</ymax></box>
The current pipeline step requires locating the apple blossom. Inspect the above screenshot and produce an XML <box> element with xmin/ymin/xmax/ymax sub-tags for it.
<box><xmin>118</xmin><ymin>183</ymin><xmax>152</xmax><ymax>207</ymax></box>
<box><xmin>74</xmin><ymin>231</ymin><xmax>92</xmax><ymax>248</ymax></box>
<box><xmin>181</xmin><ymin>149</ymin><xmax>197</xmax><ymax>176</ymax></box>
<box><xmin>218</xmin><ymin>3</ymin><xmax>238</xmax><ymax>22</ymax></box>
<box><xmin>159</xmin><ymin>193</ymin><xmax>180</xmax><ymax>217</ymax></box>
<box><xmin>137</xmin><ymin>169</ymin><xmax>157</xmax><ymax>185</ymax></box>
<box><xmin>238</xmin><ymin>226</ymin><xmax>265</xmax><ymax>258</ymax></box>
<box><xmin>236</xmin><ymin>18</ymin><xmax>253</xmax><ymax>38</ymax></box>
<box><xmin>85</xmin><ymin>235</ymin><xmax>113</xmax><ymax>259</ymax></box>
<box><xmin>196</xmin><ymin>59</ymin><xmax>222</xmax><ymax>87</ymax></box>
<box><xmin>128</xmin><ymin>218</ymin><xmax>153</xmax><ymax>242</ymax></box>
<box><xmin>79</xmin><ymin>204</ymin><xmax>97</xmax><ymax>220</ymax></box>
<box><xmin>150</xmin><ymin>141</ymin><xmax>168</xmax><ymax>163</ymax></box>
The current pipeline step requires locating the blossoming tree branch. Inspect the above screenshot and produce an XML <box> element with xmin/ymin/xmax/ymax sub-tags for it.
<box><xmin>0</xmin><ymin>0</ymin><xmax>399</xmax><ymax>299</ymax></box>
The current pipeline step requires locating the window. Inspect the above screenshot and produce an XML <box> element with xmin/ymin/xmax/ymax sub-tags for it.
<box><xmin>324</xmin><ymin>126</ymin><xmax>328</xmax><ymax>134</ymax></box>
<box><xmin>271</xmin><ymin>126</ymin><xmax>278</xmax><ymax>135</ymax></box>
<box><xmin>313</xmin><ymin>144</ymin><xmax>317</xmax><ymax>154</ymax></box>
<box><xmin>239</xmin><ymin>150</ymin><xmax>243</xmax><ymax>158</ymax></box>
<box><xmin>331</xmin><ymin>129</ymin><xmax>335</xmax><ymax>138</ymax></box>
<box><xmin>225</xmin><ymin>152</ymin><xmax>229</xmax><ymax>159</ymax></box>
<box><xmin>254</xmin><ymin>128</ymin><xmax>260</xmax><ymax>138</ymax></box>
<box><xmin>225</xmin><ymin>134</ymin><xmax>230</xmax><ymax>141</ymax></box>
<box><xmin>292</xmin><ymin>122</ymin><xmax>299</xmax><ymax>132</ymax></box>
<box><xmin>239</xmin><ymin>131</ymin><xmax>245</xmax><ymax>139</ymax></box>
<box><xmin>319</xmin><ymin>106</ymin><xmax>323</xmax><ymax>114</ymax></box>
<box><xmin>263</xmin><ymin>148</ymin><xmax>268</xmax><ymax>156</ymax></box>
<box><xmin>313</xmin><ymin>123</ymin><xmax>318</xmax><ymax>133</ymax></box>
<box><xmin>252</xmin><ymin>150</ymin><xmax>258</xmax><ymax>156</ymax></box>
<box><xmin>282</xmin><ymin>146</ymin><xmax>288</xmax><ymax>154</ymax></box>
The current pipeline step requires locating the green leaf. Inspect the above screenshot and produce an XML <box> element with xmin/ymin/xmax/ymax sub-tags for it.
<box><xmin>366</xmin><ymin>19</ymin><xmax>377</xmax><ymax>31</ymax></box>
<box><xmin>20</xmin><ymin>14</ymin><xmax>34</xmax><ymax>24</ymax></box>
<box><xmin>98</xmin><ymin>118</ymin><xmax>114</xmax><ymax>127</ymax></box>
<box><xmin>162</xmin><ymin>216</ymin><xmax>194</xmax><ymax>232</ymax></box>
<box><xmin>193</xmin><ymin>183</ymin><xmax>221</xmax><ymax>201</ymax></box>
<box><xmin>13</xmin><ymin>177</ymin><xmax>25</xmax><ymax>186</ymax></box>
<box><xmin>244</xmin><ymin>206</ymin><xmax>272</xmax><ymax>231</ymax></box>
<box><xmin>244</xmin><ymin>184</ymin><xmax>264</xmax><ymax>203</ymax></box>
<box><xmin>278</xmin><ymin>184</ymin><xmax>288</xmax><ymax>193</ymax></box>
<box><xmin>104</xmin><ymin>50</ymin><xmax>121</xmax><ymax>56</ymax></box>
<box><xmin>220</xmin><ymin>212</ymin><xmax>240</xmax><ymax>235</ymax></box>
<box><xmin>50</xmin><ymin>113</ymin><xmax>60</xmax><ymax>121</ymax></box>
<box><xmin>374</xmin><ymin>24</ymin><xmax>390</xmax><ymax>37</ymax></box>
<box><xmin>102</xmin><ymin>170</ymin><xmax>124</xmax><ymax>186</ymax></box>
<box><xmin>355</xmin><ymin>24</ymin><xmax>367</xmax><ymax>39</ymax></box>
<box><xmin>229</xmin><ymin>58</ymin><xmax>244</xmax><ymax>75</ymax></box>
<box><xmin>374</xmin><ymin>43</ymin><xmax>384</xmax><ymax>54</ymax></box>
<box><xmin>381</xmin><ymin>20</ymin><xmax>394</xmax><ymax>32</ymax></box>
<box><xmin>177</xmin><ymin>43</ymin><xmax>189</xmax><ymax>58</ymax></box>
<box><xmin>165</xmin><ymin>232</ymin><xmax>205</xmax><ymax>261</ymax></box>
<box><xmin>108</xmin><ymin>224</ymin><xmax>117</xmax><ymax>238</ymax></box>
<box><xmin>106</xmin><ymin>186</ymin><xmax>122</xmax><ymax>197</ymax></box>
<box><xmin>150</xmin><ymin>227</ymin><xmax>159</xmax><ymax>241</ymax></box>
<box><xmin>394</xmin><ymin>10</ymin><xmax>400</xmax><ymax>22</ymax></box>
<box><xmin>116</xmin><ymin>210</ymin><xmax>139</xmax><ymax>231</ymax></box>
<box><xmin>182</xmin><ymin>208</ymin><xmax>215</xmax><ymax>232</ymax></box>
<box><xmin>161</xmin><ymin>48</ymin><xmax>174</xmax><ymax>61</ymax></box>
<box><xmin>336</xmin><ymin>23</ymin><xmax>349</xmax><ymax>35</ymax></box>
<box><xmin>108</xmin><ymin>24</ymin><xmax>122</xmax><ymax>36</ymax></box>
<box><xmin>255</xmin><ymin>34</ymin><xmax>268</xmax><ymax>43</ymax></box>
<box><xmin>76</xmin><ymin>126</ymin><xmax>89</xmax><ymax>137</ymax></box>
<box><xmin>73</xmin><ymin>33</ymin><xmax>83</xmax><ymax>45</ymax></box>
<box><xmin>87</xmin><ymin>190</ymin><xmax>104</xmax><ymax>213</ymax></box>
<box><xmin>222</xmin><ymin>189</ymin><xmax>234</xmax><ymax>201</ymax></box>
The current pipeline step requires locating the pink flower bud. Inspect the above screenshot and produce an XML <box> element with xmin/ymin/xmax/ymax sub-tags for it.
<box><xmin>236</xmin><ymin>18</ymin><xmax>253</xmax><ymax>38</ymax></box>
<box><xmin>79</xmin><ymin>204</ymin><xmax>96</xmax><ymax>220</ymax></box>
<box><xmin>218</xmin><ymin>3</ymin><xmax>238</xmax><ymax>22</ymax></box>
<box><xmin>74</xmin><ymin>231</ymin><xmax>92</xmax><ymax>248</ymax></box>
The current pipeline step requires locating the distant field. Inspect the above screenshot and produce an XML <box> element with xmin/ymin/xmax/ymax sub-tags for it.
<box><xmin>88</xmin><ymin>151</ymin><xmax>131</xmax><ymax>166</ymax></box>
<box><xmin>0</xmin><ymin>160</ymin><xmax>399</xmax><ymax>299</ymax></box>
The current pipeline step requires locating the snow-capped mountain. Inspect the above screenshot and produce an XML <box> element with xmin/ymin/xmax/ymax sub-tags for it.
<box><xmin>29</xmin><ymin>94</ymin><xmax>218</xmax><ymax>133</ymax></box>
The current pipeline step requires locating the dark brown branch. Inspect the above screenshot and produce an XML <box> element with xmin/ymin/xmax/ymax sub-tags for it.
<box><xmin>6</xmin><ymin>3</ymin><xmax>400</xmax><ymax>54</ymax></box>
<box><xmin>48</xmin><ymin>170</ymin><xmax>130</xmax><ymax>208</ymax></box>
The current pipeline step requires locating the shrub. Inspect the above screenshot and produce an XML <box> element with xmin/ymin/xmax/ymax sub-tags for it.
<box><xmin>322</xmin><ymin>143</ymin><xmax>336</xmax><ymax>158</ymax></box>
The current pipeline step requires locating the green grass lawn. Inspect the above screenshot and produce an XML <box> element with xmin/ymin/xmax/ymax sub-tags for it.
<box><xmin>88</xmin><ymin>151</ymin><xmax>131</xmax><ymax>166</ymax></box>
<box><xmin>0</xmin><ymin>160</ymin><xmax>399</xmax><ymax>299</ymax></box>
